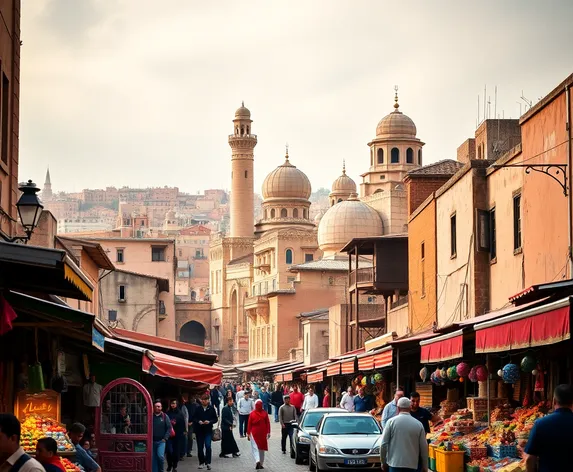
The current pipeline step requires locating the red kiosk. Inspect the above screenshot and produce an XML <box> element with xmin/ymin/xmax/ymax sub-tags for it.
<box><xmin>95</xmin><ymin>378</ymin><xmax>152</xmax><ymax>472</ymax></box>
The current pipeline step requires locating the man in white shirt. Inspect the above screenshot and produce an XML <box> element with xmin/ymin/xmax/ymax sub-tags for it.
<box><xmin>380</xmin><ymin>398</ymin><xmax>428</xmax><ymax>472</ymax></box>
<box><xmin>82</xmin><ymin>373</ymin><xmax>103</xmax><ymax>407</ymax></box>
<box><xmin>237</xmin><ymin>391</ymin><xmax>255</xmax><ymax>438</ymax></box>
<box><xmin>381</xmin><ymin>389</ymin><xmax>404</xmax><ymax>428</ymax></box>
<box><xmin>0</xmin><ymin>413</ymin><xmax>45</xmax><ymax>472</ymax></box>
<box><xmin>339</xmin><ymin>386</ymin><xmax>355</xmax><ymax>412</ymax></box>
<box><xmin>301</xmin><ymin>387</ymin><xmax>319</xmax><ymax>414</ymax></box>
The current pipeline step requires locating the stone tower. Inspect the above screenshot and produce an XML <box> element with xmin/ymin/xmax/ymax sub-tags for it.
<box><xmin>42</xmin><ymin>168</ymin><xmax>53</xmax><ymax>201</ymax></box>
<box><xmin>228</xmin><ymin>102</ymin><xmax>257</xmax><ymax>238</ymax></box>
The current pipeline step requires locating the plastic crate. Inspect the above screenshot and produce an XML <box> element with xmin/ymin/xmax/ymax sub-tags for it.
<box><xmin>488</xmin><ymin>444</ymin><xmax>518</xmax><ymax>459</ymax></box>
<box><xmin>430</xmin><ymin>457</ymin><xmax>437</xmax><ymax>471</ymax></box>
<box><xmin>435</xmin><ymin>449</ymin><xmax>465</xmax><ymax>472</ymax></box>
<box><xmin>464</xmin><ymin>445</ymin><xmax>487</xmax><ymax>460</ymax></box>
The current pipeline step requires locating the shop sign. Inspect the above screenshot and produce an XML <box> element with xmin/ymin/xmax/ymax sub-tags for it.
<box><xmin>92</xmin><ymin>326</ymin><xmax>105</xmax><ymax>352</ymax></box>
<box><xmin>15</xmin><ymin>389</ymin><xmax>61</xmax><ymax>422</ymax></box>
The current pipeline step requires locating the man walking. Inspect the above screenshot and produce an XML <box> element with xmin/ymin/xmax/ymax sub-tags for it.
<box><xmin>525</xmin><ymin>384</ymin><xmax>573</xmax><ymax>472</ymax></box>
<box><xmin>193</xmin><ymin>394</ymin><xmax>218</xmax><ymax>470</ymax></box>
<box><xmin>151</xmin><ymin>400</ymin><xmax>172</xmax><ymax>472</ymax></box>
<box><xmin>270</xmin><ymin>386</ymin><xmax>283</xmax><ymax>423</ymax></box>
<box><xmin>354</xmin><ymin>387</ymin><xmax>373</xmax><ymax>413</ymax></box>
<box><xmin>278</xmin><ymin>395</ymin><xmax>297</xmax><ymax>455</ymax></box>
<box><xmin>340</xmin><ymin>386</ymin><xmax>355</xmax><ymax>412</ymax></box>
<box><xmin>381</xmin><ymin>389</ymin><xmax>404</xmax><ymax>428</ymax></box>
<box><xmin>301</xmin><ymin>387</ymin><xmax>319</xmax><ymax>415</ymax></box>
<box><xmin>289</xmin><ymin>386</ymin><xmax>304</xmax><ymax>419</ymax></box>
<box><xmin>260</xmin><ymin>387</ymin><xmax>272</xmax><ymax>415</ymax></box>
<box><xmin>186</xmin><ymin>395</ymin><xmax>198</xmax><ymax>458</ymax></box>
<box><xmin>380</xmin><ymin>397</ymin><xmax>428</xmax><ymax>472</ymax></box>
<box><xmin>237</xmin><ymin>390</ymin><xmax>255</xmax><ymax>438</ymax></box>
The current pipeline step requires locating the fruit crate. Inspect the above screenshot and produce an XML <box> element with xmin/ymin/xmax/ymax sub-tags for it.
<box><xmin>435</xmin><ymin>449</ymin><xmax>465</xmax><ymax>472</ymax></box>
<box><xmin>429</xmin><ymin>445</ymin><xmax>437</xmax><ymax>471</ymax></box>
<box><xmin>488</xmin><ymin>444</ymin><xmax>518</xmax><ymax>459</ymax></box>
<box><xmin>464</xmin><ymin>445</ymin><xmax>487</xmax><ymax>460</ymax></box>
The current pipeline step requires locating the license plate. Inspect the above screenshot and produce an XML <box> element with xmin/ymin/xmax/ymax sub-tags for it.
<box><xmin>344</xmin><ymin>459</ymin><xmax>367</xmax><ymax>465</ymax></box>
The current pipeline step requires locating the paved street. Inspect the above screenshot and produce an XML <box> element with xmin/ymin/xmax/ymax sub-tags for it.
<box><xmin>180</xmin><ymin>420</ymin><xmax>307</xmax><ymax>472</ymax></box>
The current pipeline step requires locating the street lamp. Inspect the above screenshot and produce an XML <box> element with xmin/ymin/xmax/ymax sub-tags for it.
<box><xmin>1</xmin><ymin>180</ymin><xmax>43</xmax><ymax>243</ymax></box>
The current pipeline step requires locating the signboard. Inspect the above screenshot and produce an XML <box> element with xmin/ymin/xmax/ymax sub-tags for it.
<box><xmin>14</xmin><ymin>389</ymin><xmax>61</xmax><ymax>422</ymax></box>
<box><xmin>92</xmin><ymin>326</ymin><xmax>105</xmax><ymax>352</ymax></box>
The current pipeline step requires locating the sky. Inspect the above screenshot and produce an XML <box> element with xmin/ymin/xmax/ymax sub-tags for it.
<box><xmin>18</xmin><ymin>0</ymin><xmax>573</xmax><ymax>195</ymax></box>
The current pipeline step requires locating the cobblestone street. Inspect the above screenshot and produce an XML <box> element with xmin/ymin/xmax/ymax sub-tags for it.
<box><xmin>179</xmin><ymin>420</ymin><xmax>307</xmax><ymax>472</ymax></box>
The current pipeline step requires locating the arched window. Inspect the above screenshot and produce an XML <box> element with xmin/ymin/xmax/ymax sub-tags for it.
<box><xmin>477</xmin><ymin>145</ymin><xmax>482</xmax><ymax>160</ymax></box>
<box><xmin>406</xmin><ymin>148</ymin><xmax>414</xmax><ymax>163</ymax></box>
<box><xmin>280</xmin><ymin>208</ymin><xmax>287</xmax><ymax>218</ymax></box>
<box><xmin>244</xmin><ymin>170</ymin><xmax>248</xmax><ymax>178</ymax></box>
<box><xmin>370</xmin><ymin>149</ymin><xmax>373</xmax><ymax>166</ymax></box>
<box><xmin>377</xmin><ymin>148</ymin><xmax>384</xmax><ymax>164</ymax></box>
<box><xmin>418</xmin><ymin>149</ymin><xmax>422</xmax><ymax>165</ymax></box>
<box><xmin>337</xmin><ymin>198</ymin><xmax>342</xmax><ymax>203</ymax></box>
<box><xmin>303</xmin><ymin>209</ymin><xmax>308</xmax><ymax>219</ymax></box>
<box><xmin>391</xmin><ymin>147</ymin><xmax>400</xmax><ymax>163</ymax></box>
<box><xmin>285</xmin><ymin>249</ymin><xmax>293</xmax><ymax>264</ymax></box>
<box><xmin>247</xmin><ymin>126</ymin><xmax>250</xmax><ymax>134</ymax></box>
<box><xmin>241</xmin><ymin>126</ymin><xmax>245</xmax><ymax>135</ymax></box>
<box><xmin>270</xmin><ymin>208</ymin><xmax>275</xmax><ymax>218</ymax></box>
<box><xmin>264</xmin><ymin>209</ymin><xmax>268</xmax><ymax>219</ymax></box>
<box><xmin>293</xmin><ymin>208</ymin><xmax>299</xmax><ymax>218</ymax></box>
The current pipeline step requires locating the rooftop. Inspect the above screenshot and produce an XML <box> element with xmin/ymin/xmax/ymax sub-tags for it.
<box><xmin>289</xmin><ymin>255</ymin><xmax>372</xmax><ymax>272</ymax></box>
<box><xmin>228</xmin><ymin>253</ymin><xmax>254</xmax><ymax>265</ymax></box>
<box><xmin>407</xmin><ymin>159</ymin><xmax>464</xmax><ymax>177</ymax></box>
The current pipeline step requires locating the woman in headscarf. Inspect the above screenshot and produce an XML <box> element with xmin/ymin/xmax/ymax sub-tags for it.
<box><xmin>247</xmin><ymin>399</ymin><xmax>271</xmax><ymax>470</ymax></box>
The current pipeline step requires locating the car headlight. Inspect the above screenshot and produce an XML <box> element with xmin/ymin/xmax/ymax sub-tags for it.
<box><xmin>318</xmin><ymin>445</ymin><xmax>340</xmax><ymax>455</ymax></box>
<box><xmin>298</xmin><ymin>436</ymin><xmax>311</xmax><ymax>444</ymax></box>
<box><xmin>370</xmin><ymin>446</ymin><xmax>380</xmax><ymax>454</ymax></box>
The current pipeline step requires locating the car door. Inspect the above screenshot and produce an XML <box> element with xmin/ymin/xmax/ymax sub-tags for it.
<box><xmin>309</xmin><ymin>417</ymin><xmax>324</xmax><ymax>463</ymax></box>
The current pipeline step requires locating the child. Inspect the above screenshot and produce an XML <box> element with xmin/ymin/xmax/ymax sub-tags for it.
<box><xmin>83</xmin><ymin>440</ymin><xmax>95</xmax><ymax>458</ymax></box>
<box><xmin>36</xmin><ymin>437</ymin><xmax>66</xmax><ymax>472</ymax></box>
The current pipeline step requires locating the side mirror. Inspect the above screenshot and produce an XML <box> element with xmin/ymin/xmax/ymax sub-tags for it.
<box><xmin>309</xmin><ymin>431</ymin><xmax>318</xmax><ymax>437</ymax></box>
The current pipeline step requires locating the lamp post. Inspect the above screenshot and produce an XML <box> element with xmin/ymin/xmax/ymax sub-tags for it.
<box><xmin>1</xmin><ymin>180</ymin><xmax>44</xmax><ymax>244</ymax></box>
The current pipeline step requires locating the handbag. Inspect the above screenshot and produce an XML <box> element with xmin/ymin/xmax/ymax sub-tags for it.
<box><xmin>212</xmin><ymin>414</ymin><xmax>221</xmax><ymax>442</ymax></box>
<box><xmin>163</xmin><ymin>412</ymin><xmax>176</xmax><ymax>438</ymax></box>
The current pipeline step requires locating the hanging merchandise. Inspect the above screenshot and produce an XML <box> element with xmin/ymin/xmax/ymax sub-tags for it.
<box><xmin>370</xmin><ymin>376</ymin><xmax>376</xmax><ymax>385</ymax></box>
<box><xmin>468</xmin><ymin>366</ymin><xmax>478</xmax><ymax>382</ymax></box>
<box><xmin>534</xmin><ymin>364</ymin><xmax>545</xmax><ymax>392</ymax></box>
<box><xmin>497</xmin><ymin>369</ymin><xmax>504</xmax><ymax>377</ymax></box>
<box><xmin>419</xmin><ymin>367</ymin><xmax>428</xmax><ymax>382</ymax></box>
<box><xmin>28</xmin><ymin>329</ymin><xmax>45</xmax><ymax>394</ymax></box>
<box><xmin>456</xmin><ymin>362</ymin><xmax>470</xmax><ymax>378</ymax></box>
<box><xmin>440</xmin><ymin>368</ymin><xmax>448</xmax><ymax>379</ymax></box>
<box><xmin>502</xmin><ymin>364</ymin><xmax>520</xmax><ymax>384</ymax></box>
<box><xmin>374</xmin><ymin>373</ymin><xmax>383</xmax><ymax>382</ymax></box>
<box><xmin>531</xmin><ymin>369</ymin><xmax>538</xmax><ymax>376</ymax></box>
<box><xmin>520</xmin><ymin>355</ymin><xmax>536</xmax><ymax>373</ymax></box>
<box><xmin>361</xmin><ymin>376</ymin><xmax>367</xmax><ymax>386</ymax></box>
<box><xmin>435</xmin><ymin>368</ymin><xmax>442</xmax><ymax>380</ymax></box>
<box><xmin>447</xmin><ymin>366</ymin><xmax>459</xmax><ymax>381</ymax></box>
<box><xmin>475</xmin><ymin>365</ymin><xmax>488</xmax><ymax>382</ymax></box>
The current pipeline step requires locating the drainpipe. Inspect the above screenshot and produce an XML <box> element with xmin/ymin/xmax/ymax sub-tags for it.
<box><xmin>567</xmin><ymin>84</ymin><xmax>573</xmax><ymax>278</ymax></box>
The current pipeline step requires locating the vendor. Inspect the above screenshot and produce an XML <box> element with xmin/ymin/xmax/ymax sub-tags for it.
<box><xmin>409</xmin><ymin>392</ymin><xmax>442</xmax><ymax>434</ymax></box>
<box><xmin>35</xmin><ymin>438</ymin><xmax>66</xmax><ymax>472</ymax></box>
<box><xmin>68</xmin><ymin>423</ymin><xmax>101</xmax><ymax>472</ymax></box>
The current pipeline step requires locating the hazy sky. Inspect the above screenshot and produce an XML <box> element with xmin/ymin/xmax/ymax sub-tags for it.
<box><xmin>19</xmin><ymin>0</ymin><xmax>573</xmax><ymax>195</ymax></box>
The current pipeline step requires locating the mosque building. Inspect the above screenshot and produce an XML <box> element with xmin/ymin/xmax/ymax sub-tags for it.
<box><xmin>209</xmin><ymin>94</ymin><xmax>423</xmax><ymax>364</ymax></box>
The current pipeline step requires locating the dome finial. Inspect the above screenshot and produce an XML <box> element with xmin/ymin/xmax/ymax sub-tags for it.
<box><xmin>285</xmin><ymin>142</ymin><xmax>289</xmax><ymax>160</ymax></box>
<box><xmin>242</xmin><ymin>100</ymin><xmax>245</xmax><ymax>107</ymax></box>
<box><xmin>394</xmin><ymin>85</ymin><xmax>399</xmax><ymax>109</ymax></box>
<box><xmin>342</xmin><ymin>159</ymin><xmax>346</xmax><ymax>175</ymax></box>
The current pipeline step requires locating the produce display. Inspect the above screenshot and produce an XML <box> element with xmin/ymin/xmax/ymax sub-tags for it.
<box><xmin>490</xmin><ymin>404</ymin><xmax>512</xmax><ymax>422</ymax></box>
<box><xmin>20</xmin><ymin>414</ymin><xmax>74</xmax><ymax>453</ymax></box>
<box><xmin>61</xmin><ymin>458</ymin><xmax>84</xmax><ymax>472</ymax></box>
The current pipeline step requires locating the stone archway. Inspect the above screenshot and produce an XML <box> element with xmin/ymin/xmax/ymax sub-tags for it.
<box><xmin>179</xmin><ymin>320</ymin><xmax>206</xmax><ymax>347</ymax></box>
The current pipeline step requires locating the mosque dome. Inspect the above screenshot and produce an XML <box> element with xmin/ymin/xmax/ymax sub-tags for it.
<box><xmin>318</xmin><ymin>194</ymin><xmax>383</xmax><ymax>254</ymax></box>
<box><xmin>235</xmin><ymin>102</ymin><xmax>251</xmax><ymax>119</ymax></box>
<box><xmin>262</xmin><ymin>152</ymin><xmax>312</xmax><ymax>201</ymax></box>
<box><xmin>314</xmin><ymin>210</ymin><xmax>325</xmax><ymax>225</ymax></box>
<box><xmin>375</xmin><ymin>95</ymin><xmax>416</xmax><ymax>138</ymax></box>
<box><xmin>331</xmin><ymin>164</ymin><xmax>357</xmax><ymax>194</ymax></box>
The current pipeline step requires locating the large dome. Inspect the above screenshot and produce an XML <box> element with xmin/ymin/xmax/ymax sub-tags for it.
<box><xmin>262</xmin><ymin>153</ymin><xmax>312</xmax><ymax>201</ymax></box>
<box><xmin>318</xmin><ymin>194</ymin><xmax>383</xmax><ymax>255</ymax></box>
<box><xmin>376</xmin><ymin>97</ymin><xmax>416</xmax><ymax>138</ymax></box>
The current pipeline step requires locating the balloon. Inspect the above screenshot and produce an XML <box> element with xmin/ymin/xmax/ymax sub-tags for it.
<box><xmin>476</xmin><ymin>365</ymin><xmax>488</xmax><ymax>382</ymax></box>
<box><xmin>361</xmin><ymin>377</ymin><xmax>367</xmax><ymax>386</ymax></box>
<box><xmin>435</xmin><ymin>368</ymin><xmax>442</xmax><ymax>380</ymax></box>
<box><xmin>468</xmin><ymin>366</ymin><xmax>478</xmax><ymax>382</ymax></box>
<box><xmin>456</xmin><ymin>362</ymin><xmax>470</xmax><ymax>378</ymax></box>
<box><xmin>374</xmin><ymin>373</ymin><xmax>383</xmax><ymax>382</ymax></box>
<box><xmin>502</xmin><ymin>364</ymin><xmax>520</xmax><ymax>384</ymax></box>
<box><xmin>520</xmin><ymin>355</ymin><xmax>536</xmax><ymax>373</ymax></box>
<box><xmin>497</xmin><ymin>369</ymin><xmax>504</xmax><ymax>377</ymax></box>
<box><xmin>440</xmin><ymin>368</ymin><xmax>448</xmax><ymax>379</ymax></box>
<box><xmin>447</xmin><ymin>366</ymin><xmax>459</xmax><ymax>381</ymax></box>
<box><xmin>459</xmin><ymin>377</ymin><xmax>464</xmax><ymax>382</ymax></box>
<box><xmin>371</xmin><ymin>376</ymin><xmax>376</xmax><ymax>385</ymax></box>
<box><xmin>532</xmin><ymin>369</ymin><xmax>538</xmax><ymax>376</ymax></box>
<box><xmin>419</xmin><ymin>367</ymin><xmax>428</xmax><ymax>382</ymax></box>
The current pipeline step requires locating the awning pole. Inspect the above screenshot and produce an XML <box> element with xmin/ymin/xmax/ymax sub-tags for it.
<box><xmin>486</xmin><ymin>354</ymin><xmax>491</xmax><ymax>428</ymax></box>
<box><xmin>396</xmin><ymin>347</ymin><xmax>400</xmax><ymax>390</ymax></box>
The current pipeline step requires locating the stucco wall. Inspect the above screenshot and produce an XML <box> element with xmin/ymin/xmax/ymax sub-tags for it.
<box><xmin>175</xmin><ymin>301</ymin><xmax>211</xmax><ymax>346</ymax></box>
<box><xmin>303</xmin><ymin>319</ymin><xmax>329</xmax><ymax>365</ymax></box>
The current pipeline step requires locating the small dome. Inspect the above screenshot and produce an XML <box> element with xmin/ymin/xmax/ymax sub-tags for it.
<box><xmin>318</xmin><ymin>194</ymin><xmax>383</xmax><ymax>255</ymax></box>
<box><xmin>262</xmin><ymin>153</ymin><xmax>312</xmax><ymax>201</ymax></box>
<box><xmin>331</xmin><ymin>164</ymin><xmax>356</xmax><ymax>194</ymax></box>
<box><xmin>313</xmin><ymin>210</ymin><xmax>325</xmax><ymax>224</ymax></box>
<box><xmin>235</xmin><ymin>101</ymin><xmax>251</xmax><ymax>119</ymax></box>
<box><xmin>375</xmin><ymin>95</ymin><xmax>416</xmax><ymax>138</ymax></box>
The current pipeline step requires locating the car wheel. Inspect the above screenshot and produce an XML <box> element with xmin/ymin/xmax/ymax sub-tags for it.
<box><xmin>294</xmin><ymin>446</ymin><xmax>303</xmax><ymax>464</ymax></box>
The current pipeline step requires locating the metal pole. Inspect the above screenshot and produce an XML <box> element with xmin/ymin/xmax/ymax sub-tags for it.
<box><xmin>396</xmin><ymin>347</ymin><xmax>400</xmax><ymax>390</ymax></box>
<box><xmin>566</xmin><ymin>84</ymin><xmax>573</xmax><ymax>278</ymax></box>
<box><xmin>355</xmin><ymin>246</ymin><xmax>360</xmax><ymax>349</ymax></box>
<box><xmin>486</xmin><ymin>354</ymin><xmax>491</xmax><ymax>428</ymax></box>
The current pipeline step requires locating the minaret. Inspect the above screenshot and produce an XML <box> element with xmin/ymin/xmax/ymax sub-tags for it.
<box><xmin>228</xmin><ymin>102</ymin><xmax>257</xmax><ymax>238</ymax></box>
<box><xmin>43</xmin><ymin>168</ymin><xmax>53</xmax><ymax>201</ymax></box>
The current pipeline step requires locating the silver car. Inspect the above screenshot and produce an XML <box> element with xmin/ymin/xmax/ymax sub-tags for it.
<box><xmin>309</xmin><ymin>413</ymin><xmax>382</xmax><ymax>471</ymax></box>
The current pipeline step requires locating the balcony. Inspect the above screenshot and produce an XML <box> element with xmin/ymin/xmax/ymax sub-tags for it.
<box><xmin>244</xmin><ymin>295</ymin><xmax>269</xmax><ymax>323</ymax></box>
<box><xmin>349</xmin><ymin>268</ymin><xmax>374</xmax><ymax>288</ymax></box>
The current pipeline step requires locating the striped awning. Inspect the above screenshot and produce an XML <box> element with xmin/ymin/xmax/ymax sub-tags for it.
<box><xmin>274</xmin><ymin>374</ymin><xmax>283</xmax><ymax>382</ymax></box>
<box><xmin>374</xmin><ymin>347</ymin><xmax>393</xmax><ymax>368</ymax></box>
<box><xmin>357</xmin><ymin>353</ymin><xmax>375</xmax><ymax>371</ymax></box>
<box><xmin>326</xmin><ymin>362</ymin><xmax>341</xmax><ymax>377</ymax></box>
<box><xmin>283</xmin><ymin>372</ymin><xmax>293</xmax><ymax>382</ymax></box>
<box><xmin>341</xmin><ymin>358</ymin><xmax>356</xmax><ymax>374</ymax></box>
<box><xmin>307</xmin><ymin>370</ymin><xmax>324</xmax><ymax>383</ymax></box>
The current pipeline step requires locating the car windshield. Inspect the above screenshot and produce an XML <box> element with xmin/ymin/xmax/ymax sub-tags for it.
<box><xmin>302</xmin><ymin>411</ymin><xmax>329</xmax><ymax>429</ymax></box>
<box><xmin>321</xmin><ymin>416</ymin><xmax>381</xmax><ymax>435</ymax></box>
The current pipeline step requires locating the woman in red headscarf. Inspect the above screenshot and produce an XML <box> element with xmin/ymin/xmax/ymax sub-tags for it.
<box><xmin>247</xmin><ymin>399</ymin><xmax>271</xmax><ymax>469</ymax></box>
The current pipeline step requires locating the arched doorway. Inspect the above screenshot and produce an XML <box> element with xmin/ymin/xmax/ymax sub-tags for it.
<box><xmin>180</xmin><ymin>320</ymin><xmax>206</xmax><ymax>346</ymax></box>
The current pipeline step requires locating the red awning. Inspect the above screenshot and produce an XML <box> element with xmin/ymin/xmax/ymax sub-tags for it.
<box><xmin>326</xmin><ymin>362</ymin><xmax>341</xmax><ymax>377</ymax></box>
<box><xmin>475</xmin><ymin>298</ymin><xmax>571</xmax><ymax>353</ymax></box>
<box><xmin>374</xmin><ymin>347</ymin><xmax>393</xmax><ymax>368</ymax></box>
<box><xmin>341</xmin><ymin>358</ymin><xmax>356</xmax><ymax>374</ymax></box>
<box><xmin>420</xmin><ymin>329</ymin><xmax>464</xmax><ymax>363</ymax></box>
<box><xmin>283</xmin><ymin>372</ymin><xmax>293</xmax><ymax>382</ymax></box>
<box><xmin>357</xmin><ymin>353</ymin><xmax>374</xmax><ymax>371</ymax></box>
<box><xmin>307</xmin><ymin>370</ymin><xmax>325</xmax><ymax>383</ymax></box>
<box><xmin>274</xmin><ymin>374</ymin><xmax>284</xmax><ymax>382</ymax></box>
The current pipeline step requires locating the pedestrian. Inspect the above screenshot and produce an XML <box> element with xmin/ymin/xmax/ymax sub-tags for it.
<box><xmin>380</xmin><ymin>397</ymin><xmax>428</xmax><ymax>472</ymax></box>
<box><xmin>322</xmin><ymin>387</ymin><xmax>331</xmax><ymax>408</ymax></box>
<box><xmin>178</xmin><ymin>395</ymin><xmax>189</xmax><ymax>461</ymax></box>
<box><xmin>236</xmin><ymin>386</ymin><xmax>245</xmax><ymax>403</ymax></box>
<box><xmin>409</xmin><ymin>392</ymin><xmax>442</xmax><ymax>434</ymax></box>
<box><xmin>237</xmin><ymin>390</ymin><xmax>255</xmax><ymax>438</ymax></box>
<box><xmin>151</xmin><ymin>400</ymin><xmax>172</xmax><ymax>472</ymax></box>
<box><xmin>381</xmin><ymin>389</ymin><xmax>404</xmax><ymax>428</ymax></box>
<box><xmin>302</xmin><ymin>387</ymin><xmax>319</xmax><ymax>415</ymax></box>
<box><xmin>340</xmin><ymin>386</ymin><xmax>355</xmax><ymax>412</ymax></box>
<box><xmin>247</xmin><ymin>399</ymin><xmax>271</xmax><ymax>470</ymax></box>
<box><xmin>219</xmin><ymin>396</ymin><xmax>241</xmax><ymax>458</ymax></box>
<box><xmin>260</xmin><ymin>387</ymin><xmax>271</xmax><ymax>415</ymax></box>
<box><xmin>166</xmin><ymin>399</ymin><xmax>185</xmax><ymax>472</ymax></box>
<box><xmin>210</xmin><ymin>386</ymin><xmax>222</xmax><ymax>417</ymax></box>
<box><xmin>289</xmin><ymin>385</ymin><xmax>304</xmax><ymax>418</ymax></box>
<box><xmin>186</xmin><ymin>395</ymin><xmax>198</xmax><ymax>458</ymax></box>
<box><xmin>68</xmin><ymin>423</ymin><xmax>102</xmax><ymax>472</ymax></box>
<box><xmin>354</xmin><ymin>387</ymin><xmax>373</xmax><ymax>413</ymax></box>
<box><xmin>35</xmin><ymin>437</ymin><xmax>66</xmax><ymax>472</ymax></box>
<box><xmin>278</xmin><ymin>395</ymin><xmax>297</xmax><ymax>455</ymax></box>
<box><xmin>525</xmin><ymin>384</ymin><xmax>573</xmax><ymax>472</ymax></box>
<box><xmin>270</xmin><ymin>385</ymin><xmax>284</xmax><ymax>423</ymax></box>
<box><xmin>193</xmin><ymin>393</ymin><xmax>218</xmax><ymax>470</ymax></box>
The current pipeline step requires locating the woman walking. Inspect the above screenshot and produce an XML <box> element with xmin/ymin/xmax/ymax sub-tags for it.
<box><xmin>247</xmin><ymin>399</ymin><xmax>271</xmax><ymax>470</ymax></box>
<box><xmin>219</xmin><ymin>396</ymin><xmax>241</xmax><ymax>458</ymax></box>
<box><xmin>166</xmin><ymin>399</ymin><xmax>186</xmax><ymax>472</ymax></box>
